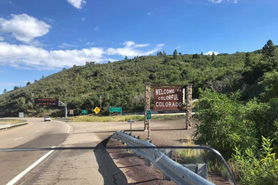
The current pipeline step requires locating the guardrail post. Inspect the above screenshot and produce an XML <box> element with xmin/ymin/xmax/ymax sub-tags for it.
<box><xmin>163</xmin><ymin>174</ymin><xmax>171</xmax><ymax>181</ymax></box>
<box><xmin>144</xmin><ymin>158</ymin><xmax>152</xmax><ymax>166</ymax></box>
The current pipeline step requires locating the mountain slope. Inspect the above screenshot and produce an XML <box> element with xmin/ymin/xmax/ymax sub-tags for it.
<box><xmin>0</xmin><ymin>47</ymin><xmax>270</xmax><ymax>117</ymax></box>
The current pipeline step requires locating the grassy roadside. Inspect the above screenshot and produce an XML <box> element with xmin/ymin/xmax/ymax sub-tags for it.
<box><xmin>0</xmin><ymin>119</ymin><xmax>25</xmax><ymax>124</ymax></box>
<box><xmin>71</xmin><ymin>114</ymin><xmax>185</xmax><ymax>122</ymax></box>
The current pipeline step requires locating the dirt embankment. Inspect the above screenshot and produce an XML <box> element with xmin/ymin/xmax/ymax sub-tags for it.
<box><xmin>106</xmin><ymin>118</ymin><xmax>198</xmax><ymax>185</ymax></box>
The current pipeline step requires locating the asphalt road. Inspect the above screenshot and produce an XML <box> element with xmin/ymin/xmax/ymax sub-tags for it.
<box><xmin>0</xmin><ymin>118</ymin><xmax>71</xmax><ymax>185</ymax></box>
<box><xmin>0</xmin><ymin>118</ymin><xmax>134</xmax><ymax>185</ymax></box>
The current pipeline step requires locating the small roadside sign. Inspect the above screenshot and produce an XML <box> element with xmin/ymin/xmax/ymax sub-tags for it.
<box><xmin>69</xmin><ymin>109</ymin><xmax>74</xmax><ymax>115</ymax></box>
<box><xmin>19</xmin><ymin>112</ymin><xmax>24</xmax><ymax>118</ymax></box>
<box><xmin>146</xmin><ymin>110</ymin><xmax>151</xmax><ymax>120</ymax></box>
<box><xmin>127</xmin><ymin>120</ymin><xmax>135</xmax><ymax>135</ymax></box>
<box><xmin>109</xmin><ymin>107</ymin><xmax>122</xmax><ymax>113</ymax></box>
<box><xmin>81</xmin><ymin>110</ymin><xmax>88</xmax><ymax>115</ymax></box>
<box><xmin>94</xmin><ymin>107</ymin><xmax>100</xmax><ymax>114</ymax></box>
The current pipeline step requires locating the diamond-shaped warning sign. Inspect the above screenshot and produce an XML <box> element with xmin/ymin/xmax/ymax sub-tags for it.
<box><xmin>94</xmin><ymin>107</ymin><xmax>100</xmax><ymax>114</ymax></box>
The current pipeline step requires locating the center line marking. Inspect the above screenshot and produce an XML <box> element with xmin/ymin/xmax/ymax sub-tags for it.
<box><xmin>13</xmin><ymin>137</ymin><xmax>22</xmax><ymax>141</ymax></box>
<box><xmin>6</xmin><ymin>146</ymin><xmax>56</xmax><ymax>185</ymax></box>
<box><xmin>67</xmin><ymin>124</ymin><xmax>71</xmax><ymax>134</ymax></box>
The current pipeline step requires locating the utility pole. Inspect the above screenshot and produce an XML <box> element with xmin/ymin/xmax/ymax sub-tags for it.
<box><xmin>65</xmin><ymin>102</ymin><xmax>68</xmax><ymax>119</ymax></box>
<box><xmin>100</xmin><ymin>95</ymin><xmax>102</xmax><ymax>110</ymax></box>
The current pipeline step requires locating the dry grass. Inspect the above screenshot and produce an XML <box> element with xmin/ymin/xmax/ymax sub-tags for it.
<box><xmin>0</xmin><ymin>119</ymin><xmax>25</xmax><ymax>124</ymax></box>
<box><xmin>71</xmin><ymin>114</ymin><xmax>184</xmax><ymax>122</ymax></box>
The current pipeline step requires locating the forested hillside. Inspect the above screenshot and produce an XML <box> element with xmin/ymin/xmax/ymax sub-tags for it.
<box><xmin>195</xmin><ymin>40</ymin><xmax>278</xmax><ymax>184</ymax></box>
<box><xmin>0</xmin><ymin>40</ymin><xmax>276</xmax><ymax>117</ymax></box>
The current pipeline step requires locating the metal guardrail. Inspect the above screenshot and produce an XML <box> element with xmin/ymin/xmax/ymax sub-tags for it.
<box><xmin>112</xmin><ymin>131</ymin><xmax>215</xmax><ymax>185</ymax></box>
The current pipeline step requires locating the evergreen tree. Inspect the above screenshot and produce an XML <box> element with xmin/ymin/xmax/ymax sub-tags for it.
<box><xmin>262</xmin><ymin>40</ymin><xmax>276</xmax><ymax>58</ymax></box>
<box><xmin>173</xmin><ymin>49</ymin><xmax>178</xmax><ymax>59</ymax></box>
<box><xmin>244</xmin><ymin>52</ymin><xmax>251</xmax><ymax>66</ymax></box>
<box><xmin>211</xmin><ymin>52</ymin><xmax>215</xmax><ymax>61</ymax></box>
<box><xmin>3</xmin><ymin>89</ymin><xmax>7</xmax><ymax>94</ymax></box>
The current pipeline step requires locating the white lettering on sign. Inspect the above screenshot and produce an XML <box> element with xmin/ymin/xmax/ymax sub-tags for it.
<box><xmin>153</xmin><ymin>87</ymin><xmax>184</xmax><ymax>111</ymax></box>
<box><xmin>157</xmin><ymin>95</ymin><xmax>179</xmax><ymax>101</ymax></box>
<box><xmin>155</xmin><ymin>89</ymin><xmax>176</xmax><ymax>96</ymax></box>
<box><xmin>155</xmin><ymin>102</ymin><xmax>183</xmax><ymax>108</ymax></box>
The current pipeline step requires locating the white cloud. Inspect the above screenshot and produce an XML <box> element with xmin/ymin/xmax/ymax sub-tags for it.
<box><xmin>107</xmin><ymin>41</ymin><xmax>163</xmax><ymax>57</ymax></box>
<box><xmin>0</xmin><ymin>36</ymin><xmax>4</xmax><ymax>41</ymax></box>
<box><xmin>66</xmin><ymin>0</ymin><xmax>86</xmax><ymax>9</ymax></box>
<box><xmin>0</xmin><ymin>14</ymin><xmax>50</xmax><ymax>43</ymax></box>
<box><xmin>0</xmin><ymin>41</ymin><xmax>164</xmax><ymax>69</ymax></box>
<box><xmin>59</xmin><ymin>43</ymin><xmax>77</xmax><ymax>48</ymax></box>
<box><xmin>86</xmin><ymin>42</ymin><xmax>94</xmax><ymax>45</ymax></box>
<box><xmin>209</xmin><ymin>0</ymin><xmax>222</xmax><ymax>3</ymax></box>
<box><xmin>209</xmin><ymin>0</ymin><xmax>239</xmax><ymax>3</ymax></box>
<box><xmin>204</xmin><ymin>51</ymin><xmax>219</xmax><ymax>55</ymax></box>
<box><xmin>123</xmin><ymin>41</ymin><xmax>150</xmax><ymax>48</ymax></box>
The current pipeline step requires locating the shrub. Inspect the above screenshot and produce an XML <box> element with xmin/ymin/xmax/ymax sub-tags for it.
<box><xmin>233</xmin><ymin>137</ymin><xmax>278</xmax><ymax>185</ymax></box>
<box><xmin>195</xmin><ymin>89</ymin><xmax>258</xmax><ymax>158</ymax></box>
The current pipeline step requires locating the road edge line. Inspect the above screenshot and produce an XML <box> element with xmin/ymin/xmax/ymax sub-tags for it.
<box><xmin>6</xmin><ymin>146</ymin><xmax>56</xmax><ymax>185</ymax></box>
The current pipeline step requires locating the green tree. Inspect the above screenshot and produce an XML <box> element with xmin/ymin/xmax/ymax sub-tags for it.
<box><xmin>259</xmin><ymin>71</ymin><xmax>278</xmax><ymax>101</ymax></box>
<box><xmin>211</xmin><ymin>52</ymin><xmax>215</xmax><ymax>61</ymax></box>
<box><xmin>13</xmin><ymin>86</ymin><xmax>20</xmax><ymax>90</ymax></box>
<box><xmin>244</xmin><ymin>52</ymin><xmax>251</xmax><ymax>66</ymax></box>
<box><xmin>173</xmin><ymin>49</ymin><xmax>178</xmax><ymax>59</ymax></box>
<box><xmin>262</xmin><ymin>40</ymin><xmax>276</xmax><ymax>58</ymax></box>
<box><xmin>3</xmin><ymin>89</ymin><xmax>7</xmax><ymax>94</ymax></box>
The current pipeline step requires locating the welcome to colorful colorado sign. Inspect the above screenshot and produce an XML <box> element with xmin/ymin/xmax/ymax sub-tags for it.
<box><xmin>153</xmin><ymin>87</ymin><xmax>183</xmax><ymax>111</ymax></box>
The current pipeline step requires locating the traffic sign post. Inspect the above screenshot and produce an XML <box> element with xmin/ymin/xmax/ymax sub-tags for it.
<box><xmin>127</xmin><ymin>120</ymin><xmax>135</xmax><ymax>135</ymax></box>
<box><xmin>146</xmin><ymin>110</ymin><xmax>151</xmax><ymax>141</ymax></box>
<box><xmin>58</xmin><ymin>101</ymin><xmax>67</xmax><ymax>119</ymax></box>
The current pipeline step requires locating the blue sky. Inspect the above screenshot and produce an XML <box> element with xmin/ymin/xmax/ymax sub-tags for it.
<box><xmin>0</xmin><ymin>0</ymin><xmax>278</xmax><ymax>93</ymax></box>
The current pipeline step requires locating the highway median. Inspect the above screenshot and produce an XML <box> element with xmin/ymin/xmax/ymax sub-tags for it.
<box><xmin>0</xmin><ymin>119</ymin><xmax>28</xmax><ymax>130</ymax></box>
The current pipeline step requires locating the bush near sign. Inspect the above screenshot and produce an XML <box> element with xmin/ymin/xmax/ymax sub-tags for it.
<box><xmin>153</xmin><ymin>87</ymin><xmax>183</xmax><ymax>111</ymax></box>
<box><xmin>109</xmin><ymin>107</ymin><xmax>122</xmax><ymax>113</ymax></box>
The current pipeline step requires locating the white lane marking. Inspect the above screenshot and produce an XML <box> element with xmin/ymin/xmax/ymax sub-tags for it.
<box><xmin>13</xmin><ymin>137</ymin><xmax>23</xmax><ymax>141</ymax></box>
<box><xmin>67</xmin><ymin>124</ymin><xmax>71</xmax><ymax>134</ymax></box>
<box><xmin>34</xmin><ymin>130</ymin><xmax>39</xmax><ymax>133</ymax></box>
<box><xmin>6</xmin><ymin>146</ymin><xmax>56</xmax><ymax>185</ymax></box>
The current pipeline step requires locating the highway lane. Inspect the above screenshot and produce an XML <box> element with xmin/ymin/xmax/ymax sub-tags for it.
<box><xmin>14</xmin><ymin>120</ymin><xmax>115</xmax><ymax>185</ymax></box>
<box><xmin>0</xmin><ymin>119</ymin><xmax>136</xmax><ymax>185</ymax></box>
<box><xmin>0</xmin><ymin>118</ymin><xmax>70</xmax><ymax>185</ymax></box>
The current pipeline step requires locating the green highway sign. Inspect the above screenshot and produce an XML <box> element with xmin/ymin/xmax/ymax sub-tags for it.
<box><xmin>81</xmin><ymin>110</ymin><xmax>88</xmax><ymax>115</ymax></box>
<box><xmin>146</xmin><ymin>110</ymin><xmax>151</xmax><ymax>120</ymax></box>
<box><xmin>109</xmin><ymin>107</ymin><xmax>122</xmax><ymax>113</ymax></box>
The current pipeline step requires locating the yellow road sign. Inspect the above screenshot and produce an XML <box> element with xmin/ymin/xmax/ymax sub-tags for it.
<box><xmin>94</xmin><ymin>107</ymin><xmax>100</xmax><ymax>114</ymax></box>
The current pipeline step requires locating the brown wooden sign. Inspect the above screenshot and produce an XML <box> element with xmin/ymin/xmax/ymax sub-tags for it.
<box><xmin>153</xmin><ymin>87</ymin><xmax>183</xmax><ymax>111</ymax></box>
